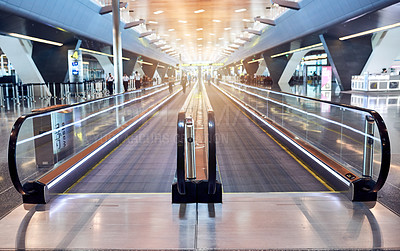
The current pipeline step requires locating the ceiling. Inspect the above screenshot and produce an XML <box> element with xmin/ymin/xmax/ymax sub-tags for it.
<box><xmin>97</xmin><ymin>0</ymin><xmax>295</xmax><ymax>63</ymax></box>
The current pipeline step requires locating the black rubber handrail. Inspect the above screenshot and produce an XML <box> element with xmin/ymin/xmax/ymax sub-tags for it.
<box><xmin>226</xmin><ymin>81</ymin><xmax>391</xmax><ymax>193</ymax></box>
<box><xmin>8</xmin><ymin>82</ymin><xmax>171</xmax><ymax>195</ymax></box>
<box><xmin>176</xmin><ymin>112</ymin><xmax>186</xmax><ymax>195</ymax></box>
<box><xmin>201</xmin><ymin>82</ymin><xmax>217</xmax><ymax>194</ymax></box>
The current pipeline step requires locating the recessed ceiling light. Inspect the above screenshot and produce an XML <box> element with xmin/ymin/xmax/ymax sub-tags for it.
<box><xmin>197</xmin><ymin>38</ymin><xmax>203</xmax><ymax>40</ymax></box>
<box><xmin>168</xmin><ymin>28</ymin><xmax>175</xmax><ymax>31</ymax></box>
<box><xmin>235</xmin><ymin>8</ymin><xmax>247</xmax><ymax>13</ymax></box>
<box><xmin>224</xmin><ymin>27</ymin><xmax>232</xmax><ymax>30</ymax></box>
<box><xmin>185</xmin><ymin>34</ymin><xmax>191</xmax><ymax>36</ymax></box>
<box><xmin>198</xmin><ymin>44</ymin><xmax>202</xmax><ymax>46</ymax></box>
<box><xmin>212</xmin><ymin>19</ymin><xmax>221</xmax><ymax>23</ymax></box>
<box><xmin>176</xmin><ymin>38</ymin><xmax>182</xmax><ymax>41</ymax></box>
<box><xmin>218</xmin><ymin>37</ymin><xmax>224</xmax><ymax>40</ymax></box>
<box><xmin>178</xmin><ymin>20</ymin><xmax>187</xmax><ymax>23</ymax></box>
<box><xmin>208</xmin><ymin>41</ymin><xmax>212</xmax><ymax>44</ymax></box>
<box><xmin>196</xmin><ymin>28</ymin><xmax>203</xmax><ymax>31</ymax></box>
<box><xmin>243</xmin><ymin>19</ymin><xmax>251</xmax><ymax>22</ymax></box>
<box><xmin>154</xmin><ymin>10</ymin><xmax>164</xmax><ymax>14</ymax></box>
<box><xmin>209</xmin><ymin>33</ymin><xmax>215</xmax><ymax>36</ymax></box>
<box><xmin>148</xmin><ymin>21</ymin><xmax>158</xmax><ymax>24</ymax></box>
<box><xmin>194</xmin><ymin>9</ymin><xmax>205</xmax><ymax>14</ymax></box>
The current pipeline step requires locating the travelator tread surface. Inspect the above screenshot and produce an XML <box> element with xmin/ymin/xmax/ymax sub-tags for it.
<box><xmin>66</xmin><ymin>90</ymin><xmax>190</xmax><ymax>193</ymax></box>
<box><xmin>205</xmin><ymin>84</ymin><xmax>330</xmax><ymax>193</ymax></box>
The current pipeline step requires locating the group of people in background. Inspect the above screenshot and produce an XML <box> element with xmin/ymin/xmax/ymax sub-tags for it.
<box><xmin>105</xmin><ymin>71</ymin><xmax>195</xmax><ymax>96</ymax></box>
<box><xmin>104</xmin><ymin>71</ymin><xmax>144</xmax><ymax>95</ymax></box>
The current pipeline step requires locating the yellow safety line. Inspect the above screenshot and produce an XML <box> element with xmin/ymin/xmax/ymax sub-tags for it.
<box><xmin>223</xmin><ymin>89</ymin><xmax>336</xmax><ymax>192</ymax></box>
<box><xmin>224</xmin><ymin>191</ymin><xmax>342</xmax><ymax>194</ymax></box>
<box><xmin>63</xmin><ymin>111</ymin><xmax>160</xmax><ymax>194</ymax></box>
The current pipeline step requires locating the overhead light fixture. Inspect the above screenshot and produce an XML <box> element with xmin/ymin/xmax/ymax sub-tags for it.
<box><xmin>235</xmin><ymin>8</ymin><xmax>247</xmax><ymax>13</ymax></box>
<box><xmin>185</xmin><ymin>34</ymin><xmax>191</xmax><ymax>37</ymax></box>
<box><xmin>124</xmin><ymin>19</ymin><xmax>145</xmax><ymax>29</ymax></box>
<box><xmin>212</xmin><ymin>19</ymin><xmax>221</xmax><ymax>23</ymax></box>
<box><xmin>178</xmin><ymin>20</ymin><xmax>187</xmax><ymax>23</ymax></box>
<box><xmin>238</xmin><ymin>37</ymin><xmax>251</xmax><ymax>42</ymax></box>
<box><xmin>229</xmin><ymin>44</ymin><xmax>240</xmax><ymax>49</ymax></box>
<box><xmin>243</xmin><ymin>29</ymin><xmax>261</xmax><ymax>35</ymax></box>
<box><xmin>242</xmin><ymin>19</ymin><xmax>251</xmax><ymax>22</ymax></box>
<box><xmin>197</xmin><ymin>38</ymin><xmax>203</xmax><ymax>40</ymax></box>
<box><xmin>168</xmin><ymin>28</ymin><xmax>175</xmax><ymax>32</ymax></box>
<box><xmin>194</xmin><ymin>9</ymin><xmax>205</xmax><ymax>13</ymax></box>
<box><xmin>147</xmin><ymin>20</ymin><xmax>158</xmax><ymax>24</ymax></box>
<box><xmin>176</xmin><ymin>38</ymin><xmax>182</xmax><ymax>41</ymax></box>
<box><xmin>99</xmin><ymin>2</ymin><xmax>128</xmax><ymax>15</ymax></box>
<box><xmin>339</xmin><ymin>22</ymin><xmax>400</xmax><ymax>41</ymax></box>
<box><xmin>139</xmin><ymin>30</ymin><xmax>155</xmax><ymax>38</ymax></box>
<box><xmin>254</xmin><ymin>16</ymin><xmax>276</xmax><ymax>26</ymax></box>
<box><xmin>271</xmin><ymin>0</ymin><xmax>300</xmax><ymax>10</ymax></box>
<box><xmin>79</xmin><ymin>48</ymin><xmax>130</xmax><ymax>60</ymax></box>
<box><xmin>224</xmin><ymin>27</ymin><xmax>232</xmax><ymax>30</ymax></box>
<box><xmin>218</xmin><ymin>37</ymin><xmax>224</xmax><ymax>40</ymax></box>
<box><xmin>149</xmin><ymin>38</ymin><xmax>161</xmax><ymax>44</ymax></box>
<box><xmin>154</xmin><ymin>10</ymin><xmax>164</xmax><ymax>14</ymax></box>
<box><xmin>8</xmin><ymin>33</ymin><xmax>63</xmax><ymax>47</ymax></box>
<box><xmin>271</xmin><ymin>43</ymin><xmax>323</xmax><ymax>58</ymax></box>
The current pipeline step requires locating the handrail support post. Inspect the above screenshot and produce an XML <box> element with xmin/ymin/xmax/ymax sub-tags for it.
<box><xmin>363</xmin><ymin>115</ymin><xmax>375</xmax><ymax>178</ymax></box>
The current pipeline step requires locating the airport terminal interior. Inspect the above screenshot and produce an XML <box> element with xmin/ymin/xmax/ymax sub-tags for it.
<box><xmin>0</xmin><ymin>0</ymin><xmax>400</xmax><ymax>250</ymax></box>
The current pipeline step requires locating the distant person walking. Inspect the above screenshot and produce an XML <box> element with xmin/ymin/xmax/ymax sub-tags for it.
<box><xmin>123</xmin><ymin>73</ymin><xmax>129</xmax><ymax>92</ymax></box>
<box><xmin>134</xmin><ymin>71</ymin><xmax>141</xmax><ymax>90</ymax></box>
<box><xmin>106</xmin><ymin>73</ymin><xmax>114</xmax><ymax>95</ymax></box>
<box><xmin>181</xmin><ymin>73</ymin><xmax>187</xmax><ymax>94</ymax></box>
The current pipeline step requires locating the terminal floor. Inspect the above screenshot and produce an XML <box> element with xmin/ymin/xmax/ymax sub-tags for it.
<box><xmin>0</xmin><ymin>193</ymin><xmax>399</xmax><ymax>250</ymax></box>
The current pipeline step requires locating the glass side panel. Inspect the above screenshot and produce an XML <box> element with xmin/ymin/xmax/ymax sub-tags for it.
<box><xmin>14</xmin><ymin>85</ymin><xmax>170</xmax><ymax>185</ymax></box>
<box><xmin>218</xmin><ymin>81</ymin><xmax>383</xmax><ymax>183</ymax></box>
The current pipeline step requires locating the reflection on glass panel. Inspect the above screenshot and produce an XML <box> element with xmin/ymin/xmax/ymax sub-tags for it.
<box><xmin>218</xmin><ymin>81</ymin><xmax>384</xmax><ymax>183</ymax></box>
<box><xmin>14</xmin><ymin>85</ymin><xmax>169</xmax><ymax>185</ymax></box>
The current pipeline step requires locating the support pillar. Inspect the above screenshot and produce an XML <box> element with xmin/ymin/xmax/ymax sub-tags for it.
<box><xmin>320</xmin><ymin>34</ymin><xmax>372</xmax><ymax>91</ymax></box>
<box><xmin>112</xmin><ymin>0</ymin><xmax>123</xmax><ymax>94</ymax></box>
<box><xmin>362</xmin><ymin>28</ymin><xmax>400</xmax><ymax>74</ymax></box>
<box><xmin>263</xmin><ymin>51</ymin><xmax>290</xmax><ymax>91</ymax></box>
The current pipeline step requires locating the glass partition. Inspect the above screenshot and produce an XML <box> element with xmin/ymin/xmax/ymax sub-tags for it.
<box><xmin>11</xmin><ymin>84</ymin><xmax>170</xmax><ymax>188</ymax></box>
<box><xmin>218</xmin><ymin>81</ymin><xmax>388</xmax><ymax>188</ymax></box>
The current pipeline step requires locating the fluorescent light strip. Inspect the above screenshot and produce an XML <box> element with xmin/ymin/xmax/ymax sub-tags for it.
<box><xmin>138</xmin><ymin>61</ymin><xmax>153</xmax><ymax>65</ymax></box>
<box><xmin>17</xmin><ymin>84</ymin><xmax>168</xmax><ymax>146</ymax></box>
<box><xmin>194</xmin><ymin>9</ymin><xmax>205</xmax><ymax>13</ymax></box>
<box><xmin>248</xmin><ymin>58</ymin><xmax>264</xmax><ymax>64</ymax></box>
<box><xmin>222</xmin><ymin>81</ymin><xmax>379</xmax><ymax>141</ymax></box>
<box><xmin>213</xmin><ymin>82</ymin><xmax>351</xmax><ymax>186</ymax></box>
<box><xmin>8</xmin><ymin>33</ymin><xmax>63</xmax><ymax>47</ymax></box>
<box><xmin>340</xmin><ymin>22</ymin><xmax>400</xmax><ymax>41</ymax></box>
<box><xmin>79</xmin><ymin>48</ymin><xmax>130</xmax><ymax>60</ymax></box>
<box><xmin>271</xmin><ymin>43</ymin><xmax>323</xmax><ymax>58</ymax></box>
<box><xmin>48</xmin><ymin>85</ymin><xmax>182</xmax><ymax>189</ymax></box>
